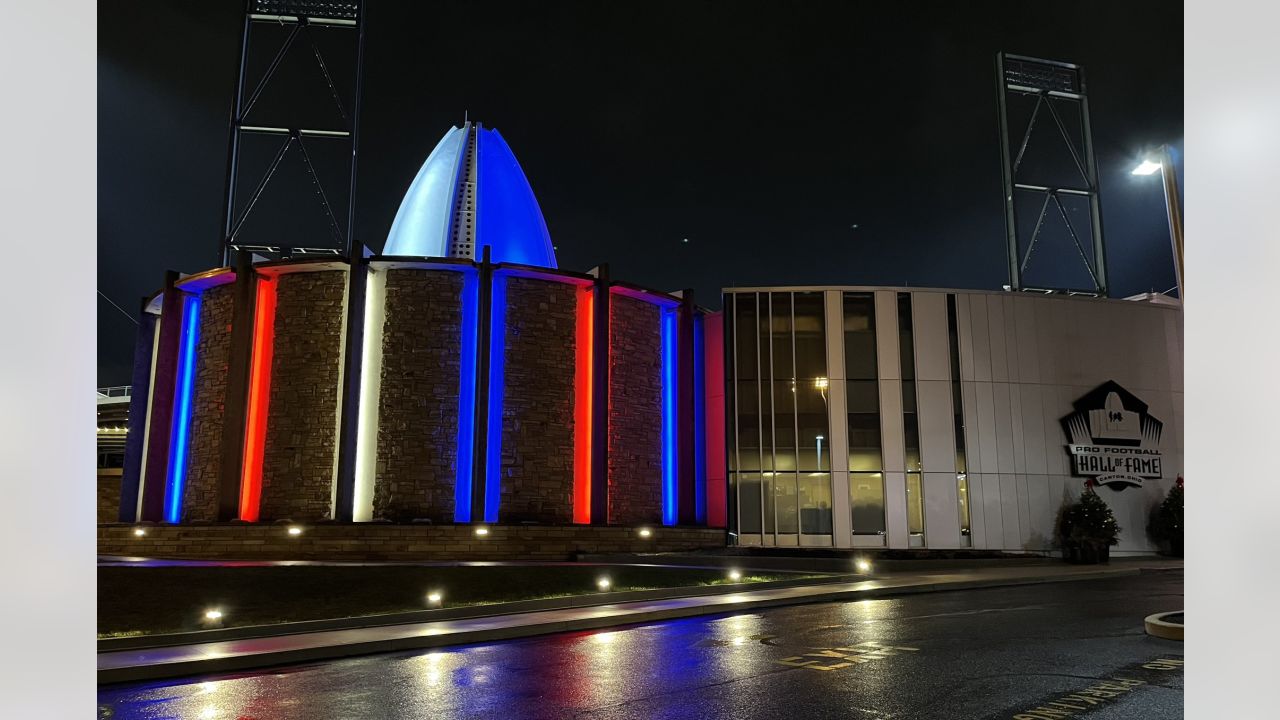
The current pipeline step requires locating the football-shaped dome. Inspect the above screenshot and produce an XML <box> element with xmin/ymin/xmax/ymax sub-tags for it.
<box><xmin>384</xmin><ymin>121</ymin><xmax>556</xmax><ymax>268</ymax></box>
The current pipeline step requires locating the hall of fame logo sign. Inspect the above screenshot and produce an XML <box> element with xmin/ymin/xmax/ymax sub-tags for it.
<box><xmin>1061</xmin><ymin>381</ymin><xmax>1164</xmax><ymax>491</ymax></box>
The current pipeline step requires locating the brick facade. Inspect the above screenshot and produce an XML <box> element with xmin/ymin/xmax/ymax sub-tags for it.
<box><xmin>498</xmin><ymin>277</ymin><xmax>578</xmax><ymax>523</ymax></box>
<box><xmin>374</xmin><ymin>270</ymin><xmax>464</xmax><ymax>522</ymax></box>
<box><xmin>608</xmin><ymin>294</ymin><xmax>663</xmax><ymax>524</ymax></box>
<box><xmin>97</xmin><ymin>524</ymin><xmax>725</xmax><ymax>561</ymax></box>
<box><xmin>181</xmin><ymin>283</ymin><xmax>234</xmax><ymax>522</ymax></box>
<box><xmin>259</xmin><ymin>271</ymin><xmax>347</xmax><ymax>521</ymax></box>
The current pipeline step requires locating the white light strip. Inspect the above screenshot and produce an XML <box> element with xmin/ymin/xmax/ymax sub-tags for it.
<box><xmin>329</xmin><ymin>271</ymin><xmax>351</xmax><ymax>519</ymax></box>
<box><xmin>136</xmin><ymin>316</ymin><xmax>162</xmax><ymax>520</ymax></box>
<box><xmin>352</xmin><ymin>268</ymin><xmax>386</xmax><ymax>522</ymax></box>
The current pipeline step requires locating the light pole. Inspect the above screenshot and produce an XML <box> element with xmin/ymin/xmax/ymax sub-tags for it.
<box><xmin>1132</xmin><ymin>145</ymin><xmax>1184</xmax><ymax>299</ymax></box>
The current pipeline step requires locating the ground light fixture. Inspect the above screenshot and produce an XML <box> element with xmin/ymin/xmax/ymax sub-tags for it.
<box><xmin>287</xmin><ymin>526</ymin><xmax>303</xmax><ymax>536</ymax></box>
<box><xmin>427</xmin><ymin>591</ymin><xmax>443</xmax><ymax>607</ymax></box>
<box><xmin>856</xmin><ymin>558</ymin><xmax>872</xmax><ymax>573</ymax></box>
<box><xmin>133</xmin><ymin>528</ymin><xmax>147</xmax><ymax>537</ymax></box>
<box><xmin>728</xmin><ymin>569</ymin><xmax>742</xmax><ymax>582</ymax></box>
<box><xmin>204</xmin><ymin>609</ymin><xmax>224</xmax><ymax>621</ymax></box>
<box><xmin>597</xmin><ymin>577</ymin><xmax>611</xmax><ymax>591</ymax></box>
<box><xmin>638</xmin><ymin>528</ymin><xmax>652</xmax><ymax>538</ymax></box>
<box><xmin>474</xmin><ymin>526</ymin><xmax>490</xmax><ymax>537</ymax></box>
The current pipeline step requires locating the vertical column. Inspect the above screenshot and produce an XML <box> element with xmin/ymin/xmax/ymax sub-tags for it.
<box><xmin>162</xmin><ymin>293</ymin><xmax>201</xmax><ymax>523</ymax></box>
<box><xmin>661</xmin><ymin>305</ymin><xmax>679</xmax><ymax>526</ymax></box>
<box><xmin>333</xmin><ymin>252</ymin><xmax>369</xmax><ymax>521</ymax></box>
<box><xmin>470</xmin><ymin>247</ymin><xmax>495</xmax><ymax>523</ymax></box>
<box><xmin>482</xmin><ymin>264</ymin><xmax>507</xmax><ymax>524</ymax></box>
<box><xmin>572</xmin><ymin>284</ymin><xmax>595</xmax><ymax>524</ymax></box>
<box><xmin>824</xmin><ymin>290</ymin><xmax>853</xmax><ymax>547</ymax></box>
<box><xmin>217</xmin><ymin>252</ymin><xmax>256</xmax><ymax>520</ymax></box>
<box><xmin>703</xmin><ymin>312</ymin><xmax>728</xmax><ymax>528</ymax></box>
<box><xmin>693</xmin><ymin>311</ymin><xmax>707</xmax><ymax>525</ymax></box>
<box><xmin>676</xmin><ymin>291</ymin><xmax>697</xmax><ymax>525</ymax></box>
<box><xmin>454</xmin><ymin>265</ymin><xmax>481</xmax><ymax>523</ymax></box>
<box><xmin>139</xmin><ymin>271</ymin><xmax>182</xmax><ymax>522</ymax></box>
<box><xmin>238</xmin><ymin>273</ymin><xmax>278</xmax><ymax>521</ymax></box>
<box><xmin>119</xmin><ymin>298</ymin><xmax>158</xmax><ymax>522</ymax></box>
<box><xmin>590</xmin><ymin>265</ymin><xmax>610</xmax><ymax>525</ymax></box>
<box><xmin>353</xmin><ymin>264</ymin><xmax>386</xmax><ymax>522</ymax></box>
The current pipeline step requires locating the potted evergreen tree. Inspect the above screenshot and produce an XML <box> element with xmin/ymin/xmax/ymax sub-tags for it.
<box><xmin>1058</xmin><ymin>481</ymin><xmax>1121</xmax><ymax>564</ymax></box>
<box><xmin>1148</xmin><ymin>477</ymin><xmax>1184</xmax><ymax>557</ymax></box>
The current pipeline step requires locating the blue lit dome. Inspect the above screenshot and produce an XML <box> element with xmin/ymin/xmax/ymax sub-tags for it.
<box><xmin>384</xmin><ymin>121</ymin><xmax>556</xmax><ymax>268</ymax></box>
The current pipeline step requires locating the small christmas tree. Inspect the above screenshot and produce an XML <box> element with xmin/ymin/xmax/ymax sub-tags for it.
<box><xmin>1148</xmin><ymin>477</ymin><xmax>1184</xmax><ymax>556</ymax></box>
<box><xmin>1058</xmin><ymin>481</ymin><xmax>1121</xmax><ymax>562</ymax></box>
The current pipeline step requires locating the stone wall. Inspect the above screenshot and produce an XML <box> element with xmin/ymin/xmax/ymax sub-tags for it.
<box><xmin>259</xmin><ymin>271</ymin><xmax>347</xmax><ymax>521</ymax></box>
<box><xmin>181</xmin><ymin>283</ymin><xmax>234</xmax><ymax>522</ymax></box>
<box><xmin>97</xmin><ymin>523</ymin><xmax>726</xmax><ymax>561</ymax></box>
<box><xmin>608</xmin><ymin>294</ymin><xmax>663</xmax><ymax>524</ymax></box>
<box><xmin>374</xmin><ymin>270</ymin><xmax>464</xmax><ymax>522</ymax></box>
<box><xmin>98</xmin><ymin>470</ymin><xmax>123</xmax><ymax>523</ymax></box>
<box><xmin>498</xmin><ymin>277</ymin><xmax>578</xmax><ymax>523</ymax></box>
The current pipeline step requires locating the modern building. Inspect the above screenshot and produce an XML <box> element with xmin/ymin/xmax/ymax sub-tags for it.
<box><xmin>722</xmin><ymin>286</ymin><xmax>1182</xmax><ymax>554</ymax></box>
<box><xmin>102</xmin><ymin>122</ymin><xmax>1183</xmax><ymax>559</ymax></box>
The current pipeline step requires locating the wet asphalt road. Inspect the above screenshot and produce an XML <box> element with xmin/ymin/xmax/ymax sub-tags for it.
<box><xmin>98</xmin><ymin>571</ymin><xmax>1184</xmax><ymax>720</ymax></box>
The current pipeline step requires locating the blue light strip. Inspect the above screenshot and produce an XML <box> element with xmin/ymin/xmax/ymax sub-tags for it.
<box><xmin>455</xmin><ymin>269</ymin><xmax>480</xmax><ymax>523</ymax></box>
<box><xmin>483</xmin><ymin>273</ymin><xmax>507</xmax><ymax>523</ymax></box>
<box><xmin>693</xmin><ymin>314</ymin><xmax>707</xmax><ymax>524</ymax></box>
<box><xmin>164</xmin><ymin>295</ymin><xmax>200</xmax><ymax>524</ymax></box>
<box><xmin>661</xmin><ymin>307</ymin><xmax>678</xmax><ymax>526</ymax></box>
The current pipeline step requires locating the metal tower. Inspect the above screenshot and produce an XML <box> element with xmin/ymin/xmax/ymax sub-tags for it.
<box><xmin>995</xmin><ymin>52</ymin><xmax>1107</xmax><ymax>296</ymax></box>
<box><xmin>219</xmin><ymin>0</ymin><xmax>365</xmax><ymax>264</ymax></box>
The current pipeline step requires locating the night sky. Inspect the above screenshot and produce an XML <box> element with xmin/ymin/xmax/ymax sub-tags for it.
<box><xmin>98</xmin><ymin>1</ymin><xmax>1182</xmax><ymax>385</ymax></box>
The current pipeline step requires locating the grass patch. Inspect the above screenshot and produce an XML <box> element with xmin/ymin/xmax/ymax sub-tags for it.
<box><xmin>98</xmin><ymin>565</ymin><xmax>808</xmax><ymax>637</ymax></box>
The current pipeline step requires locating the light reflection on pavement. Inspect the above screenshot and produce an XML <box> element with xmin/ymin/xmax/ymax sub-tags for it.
<box><xmin>98</xmin><ymin>572</ymin><xmax>1183</xmax><ymax>720</ymax></box>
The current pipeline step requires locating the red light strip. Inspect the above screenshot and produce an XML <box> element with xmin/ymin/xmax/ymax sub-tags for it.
<box><xmin>573</xmin><ymin>285</ymin><xmax>594</xmax><ymax>524</ymax></box>
<box><xmin>239</xmin><ymin>276</ymin><xmax>277</xmax><ymax>521</ymax></box>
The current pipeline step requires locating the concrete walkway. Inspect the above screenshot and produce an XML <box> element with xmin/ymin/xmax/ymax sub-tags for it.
<box><xmin>98</xmin><ymin>558</ymin><xmax>1181</xmax><ymax>684</ymax></box>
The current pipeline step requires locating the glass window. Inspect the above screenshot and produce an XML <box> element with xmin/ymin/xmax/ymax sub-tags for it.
<box><xmin>958</xmin><ymin>473</ymin><xmax>972</xmax><ymax>547</ymax></box>
<box><xmin>729</xmin><ymin>290</ymin><xmax>834</xmax><ymax>544</ymax></box>
<box><xmin>843</xmin><ymin>292</ymin><xmax>882</xmax><ymax>483</ymax></box>
<box><xmin>769</xmin><ymin>294</ymin><xmax>798</xmax><ymax>535</ymax></box>
<box><xmin>850</xmin><ymin>472</ymin><xmax>885</xmax><ymax>535</ymax></box>
<box><xmin>906</xmin><ymin>472</ymin><xmax>925</xmax><ymax>543</ymax></box>
<box><xmin>842</xmin><ymin>293</ymin><xmax>877</xmax><ymax>381</ymax></box>
<box><xmin>899</xmin><ymin>293</ymin><xmax>921</xmax><ymax>472</ymax></box>
<box><xmin>792</xmin><ymin>292</ymin><xmax>827</xmax><ymax>380</ymax></box>
<box><xmin>747</xmin><ymin>294</ymin><xmax>775</xmax><ymax>536</ymax></box>
<box><xmin>728</xmin><ymin>472</ymin><xmax>739</xmax><ymax>534</ymax></box>
<box><xmin>793</xmin><ymin>292</ymin><xmax>828</xmax><ymax>470</ymax></box>
<box><xmin>739</xmin><ymin>473</ymin><xmax>762</xmax><ymax>534</ymax></box>
<box><xmin>947</xmin><ymin>295</ymin><xmax>967</xmax><ymax>474</ymax></box>
<box><xmin>900</xmin><ymin>294</ymin><xmax>925</xmax><ymax>546</ymax></box>
<box><xmin>800</xmin><ymin>472</ymin><xmax>832</xmax><ymax>534</ymax></box>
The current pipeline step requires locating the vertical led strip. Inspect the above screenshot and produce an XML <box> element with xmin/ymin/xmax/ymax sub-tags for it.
<box><xmin>454</xmin><ymin>268</ymin><xmax>480</xmax><ymax>522</ymax></box>
<box><xmin>163</xmin><ymin>295</ymin><xmax>200</xmax><ymax>523</ymax></box>
<box><xmin>661</xmin><ymin>306</ymin><xmax>678</xmax><ymax>526</ymax></box>
<box><xmin>483</xmin><ymin>273</ymin><xmax>508</xmax><ymax>524</ymax></box>
<box><xmin>693</xmin><ymin>313</ymin><xmax>707</xmax><ymax>524</ymax></box>
<box><xmin>572</xmin><ymin>285</ymin><xmax>594</xmax><ymax>524</ymax></box>
<box><xmin>353</xmin><ymin>268</ymin><xmax>386</xmax><ymax>522</ymax></box>
<box><xmin>239</xmin><ymin>276</ymin><xmax>278</xmax><ymax>521</ymax></box>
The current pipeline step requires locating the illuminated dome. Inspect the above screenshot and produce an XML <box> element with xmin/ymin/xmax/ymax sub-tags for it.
<box><xmin>384</xmin><ymin>121</ymin><xmax>556</xmax><ymax>268</ymax></box>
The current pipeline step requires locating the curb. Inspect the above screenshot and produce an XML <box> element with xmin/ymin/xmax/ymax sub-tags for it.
<box><xmin>98</xmin><ymin>565</ymin><xmax>1172</xmax><ymax>685</ymax></box>
<box><xmin>98</xmin><ymin>572</ymin><xmax>852</xmax><ymax>652</ymax></box>
<box><xmin>1144</xmin><ymin>611</ymin><xmax>1184</xmax><ymax>641</ymax></box>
